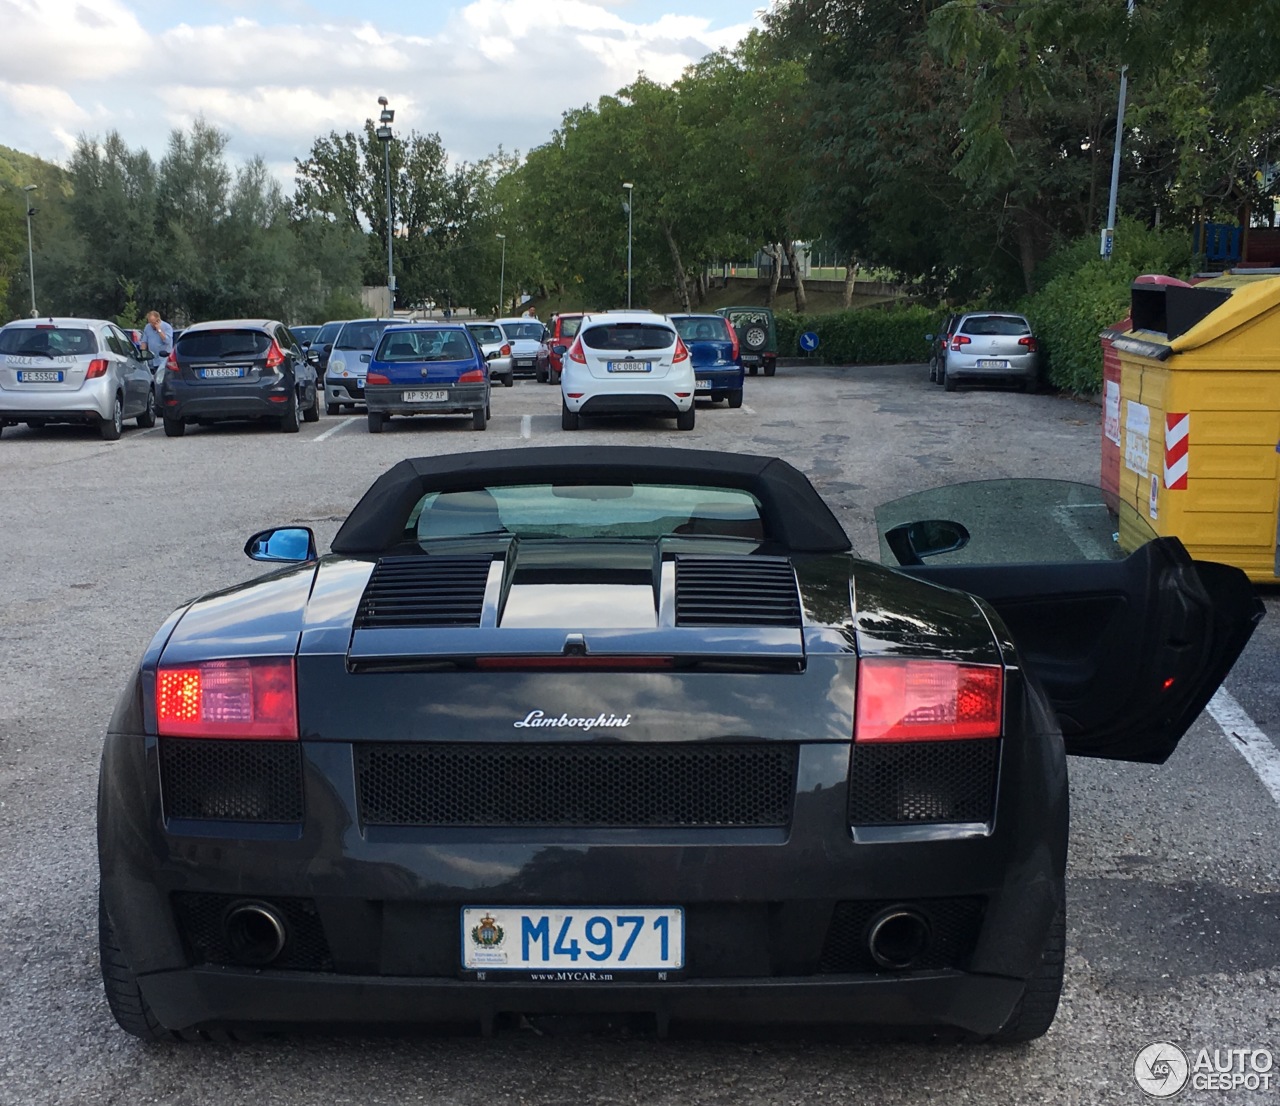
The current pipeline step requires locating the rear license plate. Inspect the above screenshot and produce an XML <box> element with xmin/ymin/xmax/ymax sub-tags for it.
<box><xmin>199</xmin><ymin>367</ymin><xmax>245</xmax><ymax>378</ymax></box>
<box><xmin>17</xmin><ymin>370</ymin><xmax>63</xmax><ymax>382</ymax></box>
<box><xmin>462</xmin><ymin>907</ymin><xmax>684</xmax><ymax>971</ymax></box>
<box><xmin>514</xmin><ymin>359</ymin><xmax>534</xmax><ymax>367</ymax></box>
<box><xmin>976</xmin><ymin>359</ymin><xmax>1009</xmax><ymax>368</ymax></box>
<box><xmin>402</xmin><ymin>389</ymin><xmax>448</xmax><ymax>402</ymax></box>
<box><xmin>607</xmin><ymin>361</ymin><xmax>651</xmax><ymax>373</ymax></box>
<box><xmin>696</xmin><ymin>379</ymin><xmax>712</xmax><ymax>389</ymax></box>
<box><xmin>741</xmin><ymin>354</ymin><xmax>759</xmax><ymax>363</ymax></box>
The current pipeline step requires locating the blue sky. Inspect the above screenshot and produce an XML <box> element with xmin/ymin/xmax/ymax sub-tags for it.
<box><xmin>0</xmin><ymin>0</ymin><xmax>766</xmax><ymax>181</ymax></box>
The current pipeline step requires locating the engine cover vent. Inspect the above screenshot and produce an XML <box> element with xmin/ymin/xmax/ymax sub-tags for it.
<box><xmin>674</xmin><ymin>555</ymin><xmax>801</xmax><ymax>627</ymax></box>
<box><xmin>355</xmin><ymin>555</ymin><xmax>492</xmax><ymax>629</ymax></box>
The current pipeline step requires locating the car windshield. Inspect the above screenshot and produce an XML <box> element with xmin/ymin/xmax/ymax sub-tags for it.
<box><xmin>376</xmin><ymin>329</ymin><xmax>473</xmax><ymax>362</ymax></box>
<box><xmin>500</xmin><ymin>322</ymin><xmax>545</xmax><ymax>341</ymax></box>
<box><xmin>672</xmin><ymin>317</ymin><xmax>730</xmax><ymax>342</ymax></box>
<box><xmin>961</xmin><ymin>315</ymin><xmax>1031</xmax><ymax>336</ymax></box>
<box><xmin>176</xmin><ymin>330</ymin><xmax>270</xmax><ymax>359</ymax></box>
<box><xmin>0</xmin><ymin>326</ymin><xmax>98</xmax><ymax>356</ymax></box>
<box><xmin>337</xmin><ymin>321</ymin><xmax>391</xmax><ymax>350</ymax></box>
<box><xmin>581</xmin><ymin>323</ymin><xmax>674</xmax><ymax>351</ymax></box>
<box><xmin>468</xmin><ymin>325</ymin><xmax>503</xmax><ymax>344</ymax></box>
<box><xmin>406</xmin><ymin>483</ymin><xmax>765</xmax><ymax>543</ymax></box>
<box><xmin>558</xmin><ymin>317</ymin><xmax>582</xmax><ymax>338</ymax></box>
<box><xmin>290</xmin><ymin>326</ymin><xmax>320</xmax><ymax>343</ymax></box>
<box><xmin>314</xmin><ymin>321</ymin><xmax>343</xmax><ymax>345</ymax></box>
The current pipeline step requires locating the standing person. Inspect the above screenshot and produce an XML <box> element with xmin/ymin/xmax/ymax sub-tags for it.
<box><xmin>138</xmin><ymin>310</ymin><xmax>174</xmax><ymax>378</ymax></box>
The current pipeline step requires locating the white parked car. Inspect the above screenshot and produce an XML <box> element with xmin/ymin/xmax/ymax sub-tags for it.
<box><xmin>495</xmin><ymin>317</ymin><xmax>547</xmax><ymax>379</ymax></box>
<box><xmin>464</xmin><ymin>321</ymin><xmax>514</xmax><ymax>387</ymax></box>
<box><xmin>0</xmin><ymin>317</ymin><xmax>156</xmax><ymax>440</ymax></box>
<box><xmin>939</xmin><ymin>312</ymin><xmax>1041</xmax><ymax>392</ymax></box>
<box><xmin>559</xmin><ymin>311</ymin><xmax>696</xmax><ymax>431</ymax></box>
<box><xmin>322</xmin><ymin>317</ymin><xmax>395</xmax><ymax>414</ymax></box>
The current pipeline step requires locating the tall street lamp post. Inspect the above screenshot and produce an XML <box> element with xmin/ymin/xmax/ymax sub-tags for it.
<box><xmin>496</xmin><ymin>233</ymin><xmax>506</xmax><ymax>314</ymax></box>
<box><xmin>23</xmin><ymin>184</ymin><xmax>38</xmax><ymax>317</ymax></box>
<box><xmin>622</xmin><ymin>182</ymin><xmax>633</xmax><ymax>309</ymax></box>
<box><xmin>1101</xmin><ymin>0</ymin><xmax>1136</xmax><ymax>259</ymax></box>
<box><xmin>375</xmin><ymin>97</ymin><xmax>396</xmax><ymax>311</ymax></box>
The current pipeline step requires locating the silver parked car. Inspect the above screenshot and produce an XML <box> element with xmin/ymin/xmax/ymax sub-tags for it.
<box><xmin>0</xmin><ymin>317</ymin><xmax>156</xmax><ymax>440</ymax></box>
<box><xmin>939</xmin><ymin>312</ymin><xmax>1040</xmax><ymax>392</ymax></box>
<box><xmin>464</xmin><ymin>321</ymin><xmax>514</xmax><ymax>387</ymax></box>
<box><xmin>321</xmin><ymin>317</ymin><xmax>396</xmax><ymax>414</ymax></box>
<box><xmin>495</xmin><ymin>316</ymin><xmax>548</xmax><ymax>379</ymax></box>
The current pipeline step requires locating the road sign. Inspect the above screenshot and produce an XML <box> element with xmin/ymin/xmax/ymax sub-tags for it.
<box><xmin>799</xmin><ymin>331</ymin><xmax>820</xmax><ymax>352</ymax></box>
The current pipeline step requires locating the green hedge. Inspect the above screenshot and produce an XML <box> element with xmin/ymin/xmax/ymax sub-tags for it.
<box><xmin>774</xmin><ymin>304</ymin><xmax>937</xmax><ymax>364</ymax></box>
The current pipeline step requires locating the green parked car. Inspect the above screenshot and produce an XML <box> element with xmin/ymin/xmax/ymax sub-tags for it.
<box><xmin>715</xmin><ymin>306</ymin><xmax>778</xmax><ymax>376</ymax></box>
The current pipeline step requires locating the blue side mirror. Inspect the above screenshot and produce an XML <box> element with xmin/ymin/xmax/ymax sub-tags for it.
<box><xmin>244</xmin><ymin>527</ymin><xmax>317</xmax><ymax>563</ymax></box>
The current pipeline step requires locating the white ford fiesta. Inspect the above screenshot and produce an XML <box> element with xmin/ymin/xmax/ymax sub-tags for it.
<box><xmin>559</xmin><ymin>312</ymin><xmax>696</xmax><ymax>431</ymax></box>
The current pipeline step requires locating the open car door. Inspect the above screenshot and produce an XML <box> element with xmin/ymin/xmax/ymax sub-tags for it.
<box><xmin>875</xmin><ymin>480</ymin><xmax>1264</xmax><ymax>763</ymax></box>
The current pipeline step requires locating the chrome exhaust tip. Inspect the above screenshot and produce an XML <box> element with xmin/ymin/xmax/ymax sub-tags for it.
<box><xmin>867</xmin><ymin>909</ymin><xmax>931</xmax><ymax>970</ymax></box>
<box><xmin>223</xmin><ymin>902</ymin><xmax>288</xmax><ymax>966</ymax></box>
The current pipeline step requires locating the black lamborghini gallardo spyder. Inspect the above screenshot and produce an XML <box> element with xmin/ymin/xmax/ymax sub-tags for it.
<box><xmin>97</xmin><ymin>447</ymin><xmax>1262</xmax><ymax>1041</ymax></box>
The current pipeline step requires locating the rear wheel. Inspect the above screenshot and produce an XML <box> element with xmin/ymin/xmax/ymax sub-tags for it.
<box><xmin>473</xmin><ymin>406</ymin><xmax>488</xmax><ymax>431</ymax></box>
<box><xmin>367</xmin><ymin>411</ymin><xmax>384</xmax><ymax>434</ymax></box>
<box><xmin>748</xmin><ymin>365</ymin><xmax>758</xmax><ymax>376</ymax></box>
<box><xmin>676</xmin><ymin>406</ymin><xmax>695</xmax><ymax>431</ymax></box>
<box><xmin>928</xmin><ymin>356</ymin><xmax>938</xmax><ymax>383</ymax></box>
<box><xmin>502</xmin><ymin>374</ymin><xmax>514</xmax><ymax>388</ymax></box>
<box><xmin>561</xmin><ymin>400</ymin><xmax>579</xmax><ymax>431</ymax></box>
<box><xmin>162</xmin><ymin>416</ymin><xmax>185</xmax><ymax>438</ymax></box>
<box><xmin>100</xmin><ymin>394</ymin><xmax>124</xmax><ymax>441</ymax></box>
<box><xmin>280</xmin><ymin>388</ymin><xmax>301</xmax><ymax>432</ymax></box>
<box><xmin>943</xmin><ymin>365</ymin><xmax>957</xmax><ymax>392</ymax></box>
<box><xmin>136</xmin><ymin>388</ymin><xmax>156</xmax><ymax>428</ymax></box>
<box><xmin>763</xmin><ymin>361</ymin><xmax>776</xmax><ymax>378</ymax></box>
<box><xmin>727</xmin><ymin>388</ymin><xmax>744</xmax><ymax>409</ymax></box>
<box><xmin>325</xmin><ymin>401</ymin><xmax>340</xmax><ymax>416</ymax></box>
<box><xmin>990</xmin><ymin>892</ymin><xmax>1065</xmax><ymax>1043</ymax></box>
<box><xmin>302</xmin><ymin>384</ymin><xmax>321</xmax><ymax>422</ymax></box>
<box><xmin>551</xmin><ymin>369</ymin><xmax>561</xmax><ymax>386</ymax></box>
<box><xmin>99</xmin><ymin>889</ymin><xmax>171</xmax><ymax>1042</ymax></box>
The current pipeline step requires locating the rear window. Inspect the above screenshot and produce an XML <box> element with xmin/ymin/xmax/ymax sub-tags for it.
<box><xmin>337</xmin><ymin>321</ymin><xmax>391</xmax><ymax>350</ymax></box>
<box><xmin>376</xmin><ymin>329</ymin><xmax>474</xmax><ymax>362</ymax></box>
<box><xmin>176</xmin><ymin>330</ymin><xmax>271</xmax><ymax>359</ymax></box>
<box><xmin>558</xmin><ymin>316</ymin><xmax>582</xmax><ymax>338</ymax></box>
<box><xmin>581</xmin><ymin>323</ymin><xmax>675</xmax><ymax>352</ymax></box>
<box><xmin>467</xmin><ymin>324</ymin><xmax>504</xmax><ymax>344</ymax></box>
<box><xmin>672</xmin><ymin>317</ymin><xmax>731</xmax><ymax>342</ymax></box>
<box><xmin>406</xmin><ymin>483</ymin><xmax>765</xmax><ymax>543</ymax></box>
<box><xmin>0</xmin><ymin>326</ymin><xmax>98</xmax><ymax>356</ymax></box>
<box><xmin>960</xmin><ymin>315</ymin><xmax>1031</xmax><ymax>337</ymax></box>
<box><xmin>500</xmin><ymin>322</ymin><xmax>545</xmax><ymax>341</ymax></box>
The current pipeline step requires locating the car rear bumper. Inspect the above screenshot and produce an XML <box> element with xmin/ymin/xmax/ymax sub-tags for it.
<box><xmin>0</xmin><ymin>379</ymin><xmax>114</xmax><ymax>420</ymax></box>
<box><xmin>366</xmin><ymin>383</ymin><xmax>488</xmax><ymax>414</ymax></box>
<box><xmin>161</xmin><ymin>382</ymin><xmax>292</xmax><ymax>422</ymax></box>
<box><xmin>573</xmin><ymin>393</ymin><xmax>690</xmax><ymax>417</ymax></box>
<box><xmin>693</xmin><ymin>368</ymin><xmax>745</xmax><ymax>392</ymax></box>
<box><xmin>946</xmin><ymin>353</ymin><xmax>1038</xmax><ymax>380</ymax></box>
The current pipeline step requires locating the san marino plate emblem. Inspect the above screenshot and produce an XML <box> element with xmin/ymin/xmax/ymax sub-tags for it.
<box><xmin>471</xmin><ymin>913</ymin><xmax>505</xmax><ymax>949</ymax></box>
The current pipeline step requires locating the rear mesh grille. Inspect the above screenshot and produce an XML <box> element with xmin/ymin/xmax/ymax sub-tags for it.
<box><xmin>819</xmin><ymin>897</ymin><xmax>986</xmax><ymax>973</ymax></box>
<box><xmin>356</xmin><ymin>555</ymin><xmax>491</xmax><ymax>628</ymax></box>
<box><xmin>847</xmin><ymin>739</ymin><xmax>998</xmax><ymax>825</ymax></box>
<box><xmin>355</xmin><ymin>742</ymin><xmax>798</xmax><ymax>827</ymax></box>
<box><xmin>674</xmin><ymin>556</ymin><xmax>801</xmax><ymax>626</ymax></box>
<box><xmin>159</xmin><ymin>738</ymin><xmax>303</xmax><ymax>822</ymax></box>
<box><xmin>172</xmin><ymin>892</ymin><xmax>333</xmax><ymax>971</ymax></box>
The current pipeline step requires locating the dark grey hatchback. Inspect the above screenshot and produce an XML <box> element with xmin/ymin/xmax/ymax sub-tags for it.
<box><xmin>159</xmin><ymin>320</ymin><xmax>320</xmax><ymax>437</ymax></box>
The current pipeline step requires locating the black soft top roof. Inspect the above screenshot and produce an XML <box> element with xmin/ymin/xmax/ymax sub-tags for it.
<box><xmin>330</xmin><ymin>446</ymin><xmax>851</xmax><ymax>555</ymax></box>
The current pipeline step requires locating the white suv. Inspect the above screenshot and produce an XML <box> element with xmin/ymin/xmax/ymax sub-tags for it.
<box><xmin>560</xmin><ymin>312</ymin><xmax>695</xmax><ymax>431</ymax></box>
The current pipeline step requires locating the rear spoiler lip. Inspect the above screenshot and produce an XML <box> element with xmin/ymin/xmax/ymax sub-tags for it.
<box><xmin>348</xmin><ymin>625</ymin><xmax>804</xmax><ymax>662</ymax></box>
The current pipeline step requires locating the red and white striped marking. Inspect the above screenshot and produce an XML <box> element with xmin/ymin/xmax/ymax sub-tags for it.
<box><xmin>1164</xmin><ymin>412</ymin><xmax>1189</xmax><ymax>489</ymax></box>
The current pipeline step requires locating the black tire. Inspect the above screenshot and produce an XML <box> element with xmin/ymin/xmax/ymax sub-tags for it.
<box><xmin>763</xmin><ymin>361</ymin><xmax>776</xmax><ymax>378</ymax></box>
<box><xmin>302</xmin><ymin>385</ymin><xmax>321</xmax><ymax>422</ymax></box>
<box><xmin>367</xmin><ymin>411</ymin><xmax>384</xmax><ymax>434</ymax></box>
<box><xmin>473</xmin><ymin>406</ymin><xmax>488</xmax><ymax>431</ymax></box>
<box><xmin>727</xmin><ymin>388</ymin><xmax>744</xmax><ymax>409</ymax></box>
<box><xmin>928</xmin><ymin>356</ymin><xmax>938</xmax><ymax>383</ymax></box>
<box><xmin>99</xmin><ymin>889</ymin><xmax>172</xmax><ymax>1042</ymax></box>
<box><xmin>100</xmin><ymin>394</ymin><xmax>124</xmax><ymax>441</ymax></box>
<box><xmin>934</xmin><ymin>360</ymin><xmax>947</xmax><ymax>386</ymax></box>
<box><xmin>748</xmin><ymin>365</ymin><xmax>758</xmax><ymax>376</ymax></box>
<box><xmin>535</xmin><ymin>366</ymin><xmax>547</xmax><ymax>383</ymax></box>
<box><xmin>990</xmin><ymin>893</ymin><xmax>1066</xmax><ymax>1044</ymax></box>
<box><xmin>561</xmin><ymin>400</ymin><xmax>579</xmax><ymax>431</ymax></box>
<box><xmin>943</xmin><ymin>365</ymin><xmax>957</xmax><ymax>392</ymax></box>
<box><xmin>162</xmin><ymin>416</ymin><xmax>185</xmax><ymax>438</ymax></box>
<box><xmin>502</xmin><ymin>374</ymin><xmax>514</xmax><ymax>388</ymax></box>
<box><xmin>551</xmin><ymin>369</ymin><xmax>561</xmax><ymax>385</ymax></box>
<box><xmin>325</xmin><ymin>401</ymin><xmax>340</xmax><ymax>416</ymax></box>
<box><xmin>676</xmin><ymin>406</ymin><xmax>695</xmax><ymax>431</ymax></box>
<box><xmin>280</xmin><ymin>388</ymin><xmax>301</xmax><ymax>432</ymax></box>
<box><xmin>136</xmin><ymin>389</ymin><xmax>156</xmax><ymax>429</ymax></box>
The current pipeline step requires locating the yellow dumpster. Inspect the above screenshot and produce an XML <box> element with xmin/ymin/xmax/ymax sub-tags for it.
<box><xmin>1110</xmin><ymin>271</ymin><xmax>1280</xmax><ymax>583</ymax></box>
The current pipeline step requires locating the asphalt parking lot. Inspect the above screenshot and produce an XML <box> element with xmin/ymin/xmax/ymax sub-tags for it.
<box><xmin>1</xmin><ymin>364</ymin><xmax>1277</xmax><ymax>1106</ymax></box>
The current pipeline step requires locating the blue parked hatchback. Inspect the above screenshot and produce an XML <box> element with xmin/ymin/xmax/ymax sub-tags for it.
<box><xmin>365</xmin><ymin>323</ymin><xmax>491</xmax><ymax>433</ymax></box>
<box><xmin>670</xmin><ymin>314</ymin><xmax>745</xmax><ymax>408</ymax></box>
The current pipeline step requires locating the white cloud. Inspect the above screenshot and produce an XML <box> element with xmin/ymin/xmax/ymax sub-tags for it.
<box><xmin>0</xmin><ymin>0</ymin><xmax>145</xmax><ymax>81</ymax></box>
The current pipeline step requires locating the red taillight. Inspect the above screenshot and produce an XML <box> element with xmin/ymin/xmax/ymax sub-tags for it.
<box><xmin>459</xmin><ymin>368</ymin><xmax>485</xmax><ymax>382</ymax></box>
<box><xmin>86</xmin><ymin>358</ymin><xmax>109</xmax><ymax>379</ymax></box>
<box><xmin>366</xmin><ymin>371</ymin><xmax>390</xmax><ymax>385</ymax></box>
<box><xmin>156</xmin><ymin>658</ymin><xmax>298</xmax><ymax>739</ymax></box>
<box><xmin>567</xmin><ymin>339</ymin><xmax>586</xmax><ymax>364</ymax></box>
<box><xmin>264</xmin><ymin>340</ymin><xmax>286</xmax><ymax>370</ymax></box>
<box><xmin>725</xmin><ymin>322</ymin><xmax>740</xmax><ymax>361</ymax></box>
<box><xmin>673</xmin><ymin>338</ymin><xmax>690</xmax><ymax>364</ymax></box>
<box><xmin>855</xmin><ymin>658</ymin><xmax>1002</xmax><ymax>743</ymax></box>
<box><xmin>950</xmin><ymin>335</ymin><xmax>971</xmax><ymax>352</ymax></box>
<box><xmin>1019</xmin><ymin>336</ymin><xmax>1038</xmax><ymax>352</ymax></box>
<box><xmin>165</xmin><ymin>350</ymin><xmax>178</xmax><ymax>372</ymax></box>
<box><xmin>500</xmin><ymin>343</ymin><xmax>512</xmax><ymax>357</ymax></box>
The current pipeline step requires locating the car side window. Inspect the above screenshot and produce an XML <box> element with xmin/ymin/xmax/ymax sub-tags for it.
<box><xmin>277</xmin><ymin>325</ymin><xmax>297</xmax><ymax>353</ymax></box>
<box><xmin>104</xmin><ymin>328</ymin><xmax>129</xmax><ymax>357</ymax></box>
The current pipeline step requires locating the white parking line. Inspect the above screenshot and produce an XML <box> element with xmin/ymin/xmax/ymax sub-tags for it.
<box><xmin>312</xmin><ymin>417</ymin><xmax>357</xmax><ymax>442</ymax></box>
<box><xmin>1207</xmin><ymin>687</ymin><xmax>1280</xmax><ymax>809</ymax></box>
<box><xmin>520</xmin><ymin>415</ymin><xmax>532</xmax><ymax>439</ymax></box>
<box><xmin>743</xmin><ymin>405</ymin><xmax>757</xmax><ymax>415</ymax></box>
